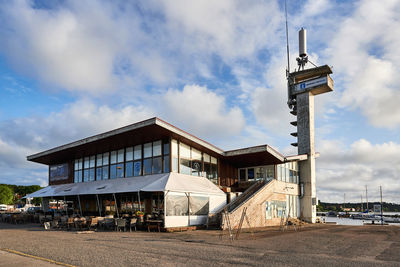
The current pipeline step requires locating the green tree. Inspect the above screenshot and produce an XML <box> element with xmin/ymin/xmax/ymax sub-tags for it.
<box><xmin>0</xmin><ymin>185</ymin><xmax>14</xmax><ymax>204</ymax></box>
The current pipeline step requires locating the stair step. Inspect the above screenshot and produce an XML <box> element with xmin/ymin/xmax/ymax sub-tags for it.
<box><xmin>291</xmin><ymin>143</ymin><xmax>298</xmax><ymax>147</ymax></box>
<box><xmin>290</xmin><ymin>121</ymin><xmax>297</xmax><ymax>126</ymax></box>
<box><xmin>290</xmin><ymin>132</ymin><xmax>298</xmax><ymax>137</ymax></box>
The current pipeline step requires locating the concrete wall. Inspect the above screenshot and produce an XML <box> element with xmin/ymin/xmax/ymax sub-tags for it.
<box><xmin>222</xmin><ymin>180</ymin><xmax>299</xmax><ymax>229</ymax></box>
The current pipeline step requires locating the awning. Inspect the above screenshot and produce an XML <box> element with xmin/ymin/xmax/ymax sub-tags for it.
<box><xmin>24</xmin><ymin>172</ymin><xmax>225</xmax><ymax>198</ymax></box>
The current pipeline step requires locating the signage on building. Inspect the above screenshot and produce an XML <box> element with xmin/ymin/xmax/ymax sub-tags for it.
<box><xmin>292</xmin><ymin>75</ymin><xmax>333</xmax><ymax>96</ymax></box>
<box><xmin>49</xmin><ymin>163</ymin><xmax>69</xmax><ymax>182</ymax></box>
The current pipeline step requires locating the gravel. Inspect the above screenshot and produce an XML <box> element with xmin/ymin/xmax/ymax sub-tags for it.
<box><xmin>0</xmin><ymin>223</ymin><xmax>399</xmax><ymax>266</ymax></box>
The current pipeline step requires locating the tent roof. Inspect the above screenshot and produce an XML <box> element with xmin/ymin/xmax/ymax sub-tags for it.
<box><xmin>24</xmin><ymin>173</ymin><xmax>225</xmax><ymax>198</ymax></box>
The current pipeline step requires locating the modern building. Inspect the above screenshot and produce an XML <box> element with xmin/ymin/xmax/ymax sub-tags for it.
<box><xmin>26</xmin><ymin>117</ymin><xmax>305</xmax><ymax>229</ymax></box>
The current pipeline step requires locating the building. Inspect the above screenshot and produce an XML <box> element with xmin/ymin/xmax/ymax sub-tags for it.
<box><xmin>26</xmin><ymin>117</ymin><xmax>305</xmax><ymax>229</ymax></box>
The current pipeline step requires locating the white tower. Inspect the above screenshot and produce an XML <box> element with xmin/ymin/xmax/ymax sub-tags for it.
<box><xmin>287</xmin><ymin>28</ymin><xmax>333</xmax><ymax>223</ymax></box>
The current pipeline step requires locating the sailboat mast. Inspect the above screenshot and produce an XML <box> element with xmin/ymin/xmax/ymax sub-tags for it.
<box><xmin>365</xmin><ymin>185</ymin><xmax>368</xmax><ymax>212</ymax></box>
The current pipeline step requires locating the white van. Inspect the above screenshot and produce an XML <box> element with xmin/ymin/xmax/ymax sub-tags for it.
<box><xmin>0</xmin><ymin>204</ymin><xmax>7</xmax><ymax>211</ymax></box>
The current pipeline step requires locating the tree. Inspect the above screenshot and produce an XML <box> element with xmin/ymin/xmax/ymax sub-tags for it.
<box><xmin>0</xmin><ymin>185</ymin><xmax>13</xmax><ymax>204</ymax></box>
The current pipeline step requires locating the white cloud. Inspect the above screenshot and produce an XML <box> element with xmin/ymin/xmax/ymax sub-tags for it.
<box><xmin>317</xmin><ymin>139</ymin><xmax>400</xmax><ymax>203</ymax></box>
<box><xmin>326</xmin><ymin>0</ymin><xmax>400</xmax><ymax>128</ymax></box>
<box><xmin>160</xmin><ymin>84</ymin><xmax>245</xmax><ymax>139</ymax></box>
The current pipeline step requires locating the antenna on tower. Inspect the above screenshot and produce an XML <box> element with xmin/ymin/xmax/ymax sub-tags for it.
<box><xmin>296</xmin><ymin>28</ymin><xmax>308</xmax><ymax>70</ymax></box>
<box><xmin>285</xmin><ymin>0</ymin><xmax>294</xmax><ymax>109</ymax></box>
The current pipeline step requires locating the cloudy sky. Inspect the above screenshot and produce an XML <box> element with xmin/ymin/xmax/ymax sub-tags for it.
<box><xmin>0</xmin><ymin>0</ymin><xmax>399</xmax><ymax>204</ymax></box>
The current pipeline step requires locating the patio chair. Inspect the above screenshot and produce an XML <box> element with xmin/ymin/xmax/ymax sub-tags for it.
<box><xmin>88</xmin><ymin>217</ymin><xmax>99</xmax><ymax>231</ymax></box>
<box><xmin>103</xmin><ymin>218</ymin><xmax>115</xmax><ymax>231</ymax></box>
<box><xmin>129</xmin><ymin>218</ymin><xmax>137</xmax><ymax>232</ymax></box>
<box><xmin>115</xmin><ymin>218</ymin><xmax>126</xmax><ymax>232</ymax></box>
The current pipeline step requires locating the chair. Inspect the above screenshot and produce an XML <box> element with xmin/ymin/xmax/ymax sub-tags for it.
<box><xmin>67</xmin><ymin>217</ymin><xmax>75</xmax><ymax>230</ymax></box>
<box><xmin>129</xmin><ymin>218</ymin><xmax>137</xmax><ymax>232</ymax></box>
<box><xmin>88</xmin><ymin>217</ymin><xmax>99</xmax><ymax>231</ymax></box>
<box><xmin>115</xmin><ymin>218</ymin><xmax>126</xmax><ymax>232</ymax></box>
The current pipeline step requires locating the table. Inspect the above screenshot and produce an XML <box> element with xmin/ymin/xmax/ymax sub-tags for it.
<box><xmin>146</xmin><ymin>219</ymin><xmax>163</xmax><ymax>232</ymax></box>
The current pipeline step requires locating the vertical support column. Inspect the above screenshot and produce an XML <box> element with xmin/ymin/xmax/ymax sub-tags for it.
<box><xmin>296</xmin><ymin>92</ymin><xmax>316</xmax><ymax>223</ymax></box>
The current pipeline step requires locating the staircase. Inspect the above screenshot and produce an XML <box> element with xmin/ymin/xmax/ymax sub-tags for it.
<box><xmin>219</xmin><ymin>178</ymin><xmax>275</xmax><ymax>230</ymax></box>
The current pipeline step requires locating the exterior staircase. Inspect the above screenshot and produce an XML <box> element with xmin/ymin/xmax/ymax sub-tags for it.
<box><xmin>218</xmin><ymin>178</ymin><xmax>276</xmax><ymax>230</ymax></box>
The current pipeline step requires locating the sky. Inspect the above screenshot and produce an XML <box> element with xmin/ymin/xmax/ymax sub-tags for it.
<box><xmin>0</xmin><ymin>0</ymin><xmax>399</xmax><ymax>204</ymax></box>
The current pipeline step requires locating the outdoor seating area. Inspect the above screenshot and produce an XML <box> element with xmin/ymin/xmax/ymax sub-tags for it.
<box><xmin>0</xmin><ymin>211</ymin><xmax>164</xmax><ymax>232</ymax></box>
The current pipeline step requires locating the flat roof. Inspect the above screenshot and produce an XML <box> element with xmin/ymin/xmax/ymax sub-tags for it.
<box><xmin>27</xmin><ymin>117</ymin><xmax>295</xmax><ymax>166</ymax></box>
<box><xmin>27</xmin><ymin>117</ymin><xmax>225</xmax><ymax>164</ymax></box>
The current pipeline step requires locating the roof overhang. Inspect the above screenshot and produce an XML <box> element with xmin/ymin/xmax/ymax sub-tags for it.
<box><xmin>24</xmin><ymin>173</ymin><xmax>225</xmax><ymax>198</ymax></box>
<box><xmin>223</xmin><ymin>145</ymin><xmax>285</xmax><ymax>167</ymax></box>
<box><xmin>27</xmin><ymin>118</ymin><xmax>224</xmax><ymax>165</ymax></box>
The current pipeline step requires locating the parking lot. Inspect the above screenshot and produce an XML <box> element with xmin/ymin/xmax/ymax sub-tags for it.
<box><xmin>0</xmin><ymin>222</ymin><xmax>399</xmax><ymax>266</ymax></box>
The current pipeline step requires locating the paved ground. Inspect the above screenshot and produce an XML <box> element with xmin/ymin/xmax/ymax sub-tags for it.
<box><xmin>0</xmin><ymin>250</ymin><xmax>58</xmax><ymax>266</ymax></box>
<box><xmin>0</xmin><ymin>223</ymin><xmax>399</xmax><ymax>266</ymax></box>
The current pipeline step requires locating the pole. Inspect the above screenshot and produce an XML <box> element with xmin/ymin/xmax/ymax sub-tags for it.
<box><xmin>96</xmin><ymin>194</ymin><xmax>101</xmax><ymax>217</ymax></box>
<box><xmin>361</xmin><ymin>195</ymin><xmax>363</xmax><ymax>213</ymax></box>
<box><xmin>365</xmin><ymin>185</ymin><xmax>368</xmax><ymax>213</ymax></box>
<box><xmin>137</xmin><ymin>191</ymin><xmax>141</xmax><ymax>212</ymax></box>
<box><xmin>113</xmin><ymin>193</ymin><xmax>119</xmax><ymax>218</ymax></box>
<box><xmin>77</xmin><ymin>195</ymin><xmax>82</xmax><ymax>217</ymax></box>
<box><xmin>380</xmin><ymin>186</ymin><xmax>383</xmax><ymax>225</ymax></box>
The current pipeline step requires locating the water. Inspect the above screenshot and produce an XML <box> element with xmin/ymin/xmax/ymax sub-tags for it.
<box><xmin>324</xmin><ymin>216</ymin><xmax>399</xmax><ymax>226</ymax></box>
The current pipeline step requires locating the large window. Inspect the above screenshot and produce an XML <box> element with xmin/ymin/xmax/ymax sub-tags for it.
<box><xmin>71</xmin><ymin>139</ymin><xmax>173</xmax><ymax>183</ymax></box>
<box><xmin>133</xmin><ymin>145</ymin><xmax>141</xmax><ymax>176</ymax></box>
<box><xmin>125</xmin><ymin>147</ymin><xmax>133</xmax><ymax>178</ymax></box>
<box><xmin>173</xmin><ymin>140</ymin><xmax>218</xmax><ymax>184</ymax></box>
<box><xmin>83</xmin><ymin>156</ymin><xmax>95</xmax><ymax>182</ymax></box>
<box><xmin>277</xmin><ymin>162</ymin><xmax>298</xmax><ymax>184</ymax></box>
<box><xmin>179</xmin><ymin>143</ymin><xmax>191</xmax><ymax>175</ymax></box>
<box><xmin>74</xmin><ymin>158</ymin><xmax>83</xmax><ymax>183</ymax></box>
<box><xmin>239</xmin><ymin>165</ymin><xmax>275</xmax><ymax>182</ymax></box>
<box><xmin>171</xmin><ymin>140</ymin><xmax>178</xmax><ymax>172</ymax></box>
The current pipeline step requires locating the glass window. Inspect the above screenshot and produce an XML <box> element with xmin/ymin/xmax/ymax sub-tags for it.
<box><xmin>163</xmin><ymin>155</ymin><xmax>170</xmax><ymax>173</ymax></box>
<box><xmin>96</xmin><ymin>167</ymin><xmax>102</xmax><ymax>181</ymax></box>
<box><xmin>84</xmin><ymin>157</ymin><xmax>89</xmax><ymax>169</ymax></box>
<box><xmin>134</xmin><ymin>145</ymin><xmax>142</xmax><ymax>160</ymax></box>
<box><xmin>134</xmin><ymin>160</ymin><xmax>141</xmax><ymax>176</ymax></box>
<box><xmin>90</xmin><ymin>156</ymin><xmax>95</xmax><ymax>168</ymax></box>
<box><xmin>83</xmin><ymin>169</ymin><xmax>89</xmax><ymax>182</ymax></box>
<box><xmin>96</xmin><ymin>154</ymin><xmax>102</xmax><ymax>167</ymax></box>
<box><xmin>102</xmin><ymin>152</ymin><xmax>109</xmax><ymax>165</ymax></box>
<box><xmin>110</xmin><ymin>165</ymin><xmax>117</xmax><ymax>179</ymax></box>
<box><xmin>117</xmin><ymin>149</ymin><xmax>124</xmax><ymax>163</ymax></box>
<box><xmin>179</xmin><ymin>143</ymin><xmax>190</xmax><ymax>159</ymax></box>
<box><xmin>116</xmin><ymin>163</ymin><xmax>124</xmax><ymax>178</ymax></box>
<box><xmin>285</xmin><ymin>167</ymin><xmax>290</xmax><ymax>183</ymax></box>
<box><xmin>74</xmin><ymin>170</ymin><xmax>81</xmax><ymax>183</ymax></box>
<box><xmin>247</xmin><ymin>168</ymin><xmax>254</xmax><ymax>181</ymax></box>
<box><xmin>102</xmin><ymin>166</ymin><xmax>109</xmax><ymax>180</ymax></box>
<box><xmin>78</xmin><ymin>159</ymin><xmax>83</xmax><ymax>170</ymax></box>
<box><xmin>74</xmin><ymin>160</ymin><xmax>79</xmax><ymax>170</ymax></box>
<box><xmin>239</xmin><ymin>169</ymin><xmax>246</xmax><ymax>182</ymax></box>
<box><xmin>143</xmin><ymin>158</ymin><xmax>152</xmax><ymax>175</ymax></box>
<box><xmin>152</xmin><ymin>156</ymin><xmax>162</xmax><ymax>174</ymax></box>
<box><xmin>144</xmin><ymin>143</ymin><xmax>152</xmax><ymax>158</ymax></box>
<box><xmin>163</xmin><ymin>141</ymin><xmax>170</xmax><ymax>155</ymax></box>
<box><xmin>203</xmin><ymin>154</ymin><xmax>211</xmax><ymax>178</ymax></box>
<box><xmin>89</xmin><ymin>168</ymin><xmax>95</xmax><ymax>181</ymax></box>
<box><xmin>255</xmin><ymin>167</ymin><xmax>265</xmax><ymax>180</ymax></box>
<box><xmin>125</xmin><ymin>161</ymin><xmax>133</xmax><ymax>177</ymax></box>
<box><xmin>110</xmin><ymin>151</ymin><xmax>117</xmax><ymax>164</ymax></box>
<box><xmin>191</xmin><ymin>148</ymin><xmax>202</xmax><ymax>176</ymax></box>
<box><xmin>153</xmin><ymin>140</ymin><xmax>162</xmax><ymax>156</ymax></box>
<box><xmin>171</xmin><ymin>140</ymin><xmax>178</xmax><ymax>156</ymax></box>
<box><xmin>180</xmin><ymin>158</ymin><xmax>191</xmax><ymax>175</ymax></box>
<box><xmin>126</xmin><ymin>147</ymin><xmax>133</xmax><ymax>161</ymax></box>
<box><xmin>171</xmin><ymin>140</ymin><xmax>178</xmax><ymax>172</ymax></box>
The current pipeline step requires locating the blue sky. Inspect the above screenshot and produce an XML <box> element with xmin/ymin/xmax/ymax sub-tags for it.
<box><xmin>0</xmin><ymin>0</ymin><xmax>399</xmax><ymax>203</ymax></box>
